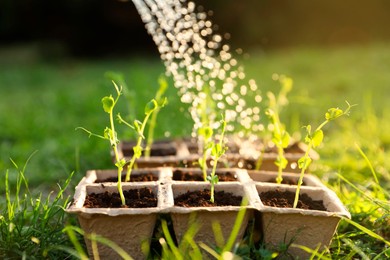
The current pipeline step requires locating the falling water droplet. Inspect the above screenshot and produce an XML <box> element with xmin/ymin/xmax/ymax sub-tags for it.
<box><xmin>132</xmin><ymin>0</ymin><xmax>263</xmax><ymax>139</ymax></box>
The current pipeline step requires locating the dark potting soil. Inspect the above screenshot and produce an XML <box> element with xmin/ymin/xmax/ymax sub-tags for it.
<box><xmin>172</xmin><ymin>169</ymin><xmax>237</xmax><ymax>181</ymax></box>
<box><xmin>175</xmin><ymin>189</ymin><xmax>242</xmax><ymax>207</ymax></box>
<box><xmin>97</xmin><ymin>173</ymin><xmax>158</xmax><ymax>183</ymax></box>
<box><xmin>260</xmin><ymin>189</ymin><xmax>326</xmax><ymax>211</ymax></box>
<box><xmin>84</xmin><ymin>187</ymin><xmax>157</xmax><ymax>208</ymax></box>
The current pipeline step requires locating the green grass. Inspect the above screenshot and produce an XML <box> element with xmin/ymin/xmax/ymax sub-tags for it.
<box><xmin>0</xmin><ymin>43</ymin><xmax>389</xmax><ymax>258</ymax></box>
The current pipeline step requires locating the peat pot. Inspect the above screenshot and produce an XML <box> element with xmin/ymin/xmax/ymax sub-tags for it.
<box><xmin>66</xmin><ymin>180</ymin><xmax>169</xmax><ymax>260</ymax></box>
<box><xmin>248</xmin><ymin>170</ymin><xmax>327</xmax><ymax>188</ymax></box>
<box><xmin>81</xmin><ymin>168</ymin><xmax>172</xmax><ymax>184</ymax></box>
<box><xmin>167</xmin><ymin>181</ymin><xmax>261</xmax><ymax>251</ymax></box>
<box><xmin>255</xmin><ymin>183</ymin><xmax>351</xmax><ymax>258</ymax></box>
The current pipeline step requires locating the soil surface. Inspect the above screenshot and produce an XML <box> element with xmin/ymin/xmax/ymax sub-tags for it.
<box><xmin>175</xmin><ymin>189</ymin><xmax>242</xmax><ymax>207</ymax></box>
<box><xmin>172</xmin><ymin>169</ymin><xmax>237</xmax><ymax>181</ymax></box>
<box><xmin>84</xmin><ymin>187</ymin><xmax>157</xmax><ymax>208</ymax></box>
<box><xmin>97</xmin><ymin>173</ymin><xmax>158</xmax><ymax>182</ymax></box>
<box><xmin>260</xmin><ymin>189</ymin><xmax>326</xmax><ymax>211</ymax></box>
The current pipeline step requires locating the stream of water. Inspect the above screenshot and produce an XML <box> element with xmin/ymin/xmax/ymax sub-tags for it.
<box><xmin>132</xmin><ymin>0</ymin><xmax>263</xmax><ymax>141</ymax></box>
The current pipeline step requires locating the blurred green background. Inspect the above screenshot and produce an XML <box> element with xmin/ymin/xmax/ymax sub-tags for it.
<box><xmin>0</xmin><ymin>0</ymin><xmax>389</xmax><ymax>190</ymax></box>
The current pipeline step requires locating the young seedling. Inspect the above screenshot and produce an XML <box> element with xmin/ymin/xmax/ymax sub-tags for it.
<box><xmin>260</xmin><ymin>76</ymin><xmax>293</xmax><ymax>183</ymax></box>
<box><xmin>197</xmin><ymin>91</ymin><xmax>216</xmax><ymax>181</ymax></box>
<box><xmin>105</xmin><ymin>71</ymin><xmax>137</xmax><ymax>126</ymax></box>
<box><xmin>77</xmin><ymin>82</ymin><xmax>127</xmax><ymax>205</ymax></box>
<box><xmin>293</xmin><ymin>101</ymin><xmax>354</xmax><ymax>208</ymax></box>
<box><xmin>207</xmin><ymin>116</ymin><xmax>228</xmax><ymax>203</ymax></box>
<box><xmin>198</xmin><ymin>125</ymin><xmax>214</xmax><ymax>181</ymax></box>
<box><xmin>117</xmin><ymin>97</ymin><xmax>166</xmax><ymax>182</ymax></box>
<box><xmin>144</xmin><ymin>75</ymin><xmax>169</xmax><ymax>158</ymax></box>
<box><xmin>77</xmin><ymin>81</ymin><xmax>166</xmax><ymax>205</ymax></box>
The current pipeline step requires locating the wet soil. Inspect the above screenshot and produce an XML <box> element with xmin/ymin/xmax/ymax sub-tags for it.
<box><xmin>97</xmin><ymin>173</ymin><xmax>158</xmax><ymax>182</ymax></box>
<box><xmin>84</xmin><ymin>187</ymin><xmax>157</xmax><ymax>208</ymax></box>
<box><xmin>172</xmin><ymin>169</ymin><xmax>237</xmax><ymax>181</ymax></box>
<box><xmin>175</xmin><ymin>189</ymin><xmax>242</xmax><ymax>207</ymax></box>
<box><xmin>260</xmin><ymin>189</ymin><xmax>326</xmax><ymax>211</ymax></box>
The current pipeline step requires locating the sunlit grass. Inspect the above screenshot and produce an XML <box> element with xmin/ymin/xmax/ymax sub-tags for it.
<box><xmin>0</xmin><ymin>43</ymin><xmax>389</xmax><ymax>258</ymax></box>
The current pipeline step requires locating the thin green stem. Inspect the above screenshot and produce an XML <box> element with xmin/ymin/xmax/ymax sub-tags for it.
<box><xmin>355</xmin><ymin>143</ymin><xmax>379</xmax><ymax>184</ymax></box>
<box><xmin>125</xmin><ymin>112</ymin><xmax>152</xmax><ymax>181</ymax></box>
<box><xmin>125</xmin><ymin>137</ymin><xmax>142</xmax><ymax>182</ymax></box>
<box><xmin>276</xmin><ymin>146</ymin><xmax>284</xmax><ymax>184</ymax></box>
<box><xmin>293</xmin><ymin>145</ymin><xmax>312</xmax><ymax>208</ymax></box>
<box><xmin>273</xmin><ymin>110</ymin><xmax>284</xmax><ymax>184</ymax></box>
<box><xmin>201</xmin><ymin>151</ymin><xmax>208</xmax><ymax>181</ymax></box>
<box><xmin>109</xmin><ymin>102</ymin><xmax>126</xmax><ymax>206</ymax></box>
<box><xmin>144</xmin><ymin>107</ymin><xmax>158</xmax><ymax>158</ymax></box>
<box><xmin>145</xmin><ymin>80</ymin><xmax>166</xmax><ymax>158</ymax></box>
<box><xmin>210</xmin><ymin>161</ymin><xmax>218</xmax><ymax>203</ymax></box>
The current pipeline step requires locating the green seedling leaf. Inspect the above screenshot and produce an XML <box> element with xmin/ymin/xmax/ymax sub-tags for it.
<box><xmin>211</xmin><ymin>143</ymin><xmax>221</xmax><ymax>157</ymax></box>
<box><xmin>275</xmin><ymin>155</ymin><xmax>288</xmax><ymax>169</ymax></box>
<box><xmin>325</xmin><ymin>107</ymin><xmax>343</xmax><ymax>120</ymax></box>
<box><xmin>298</xmin><ymin>156</ymin><xmax>312</xmax><ymax>169</ymax></box>
<box><xmin>312</xmin><ymin>129</ymin><xmax>324</xmax><ymax>148</ymax></box>
<box><xmin>271</xmin><ymin>136</ymin><xmax>279</xmax><ymax>146</ymax></box>
<box><xmin>281</xmin><ymin>131</ymin><xmax>291</xmax><ymax>148</ymax></box>
<box><xmin>145</xmin><ymin>99</ymin><xmax>158</xmax><ymax>114</ymax></box>
<box><xmin>104</xmin><ymin>128</ymin><xmax>118</xmax><ymax>147</ymax></box>
<box><xmin>207</xmin><ymin>175</ymin><xmax>219</xmax><ymax>185</ymax></box>
<box><xmin>115</xmin><ymin>159</ymin><xmax>126</xmax><ymax>169</ymax></box>
<box><xmin>103</xmin><ymin>127</ymin><xmax>110</xmax><ymax>139</ymax></box>
<box><xmin>198</xmin><ymin>126</ymin><xmax>213</xmax><ymax>140</ymax></box>
<box><xmin>102</xmin><ymin>95</ymin><xmax>115</xmax><ymax>113</ymax></box>
<box><xmin>133</xmin><ymin>146</ymin><xmax>142</xmax><ymax>158</ymax></box>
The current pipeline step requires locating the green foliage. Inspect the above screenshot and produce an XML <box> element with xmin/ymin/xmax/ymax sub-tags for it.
<box><xmin>77</xmin><ymin>81</ymin><xmax>127</xmax><ymax>205</ymax></box>
<box><xmin>118</xmin><ymin>95</ymin><xmax>165</xmax><ymax>182</ymax></box>
<box><xmin>159</xmin><ymin>198</ymin><xmax>248</xmax><ymax>259</ymax></box>
<box><xmin>208</xmin><ymin>117</ymin><xmax>227</xmax><ymax>203</ymax></box>
<box><xmin>0</xmin><ymin>153</ymin><xmax>75</xmax><ymax>259</ymax></box>
<box><xmin>1</xmin><ymin>44</ymin><xmax>390</xmax><ymax>258</ymax></box>
<box><xmin>262</xmin><ymin>76</ymin><xmax>292</xmax><ymax>183</ymax></box>
<box><xmin>77</xmin><ymin>80</ymin><xmax>166</xmax><ymax>204</ymax></box>
<box><xmin>145</xmin><ymin>76</ymin><xmax>169</xmax><ymax>158</ymax></box>
<box><xmin>293</xmin><ymin>101</ymin><xmax>354</xmax><ymax>208</ymax></box>
<box><xmin>198</xmin><ymin>125</ymin><xmax>214</xmax><ymax>181</ymax></box>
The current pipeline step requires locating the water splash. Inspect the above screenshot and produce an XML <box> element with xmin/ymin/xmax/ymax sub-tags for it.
<box><xmin>132</xmin><ymin>0</ymin><xmax>262</xmax><ymax>138</ymax></box>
